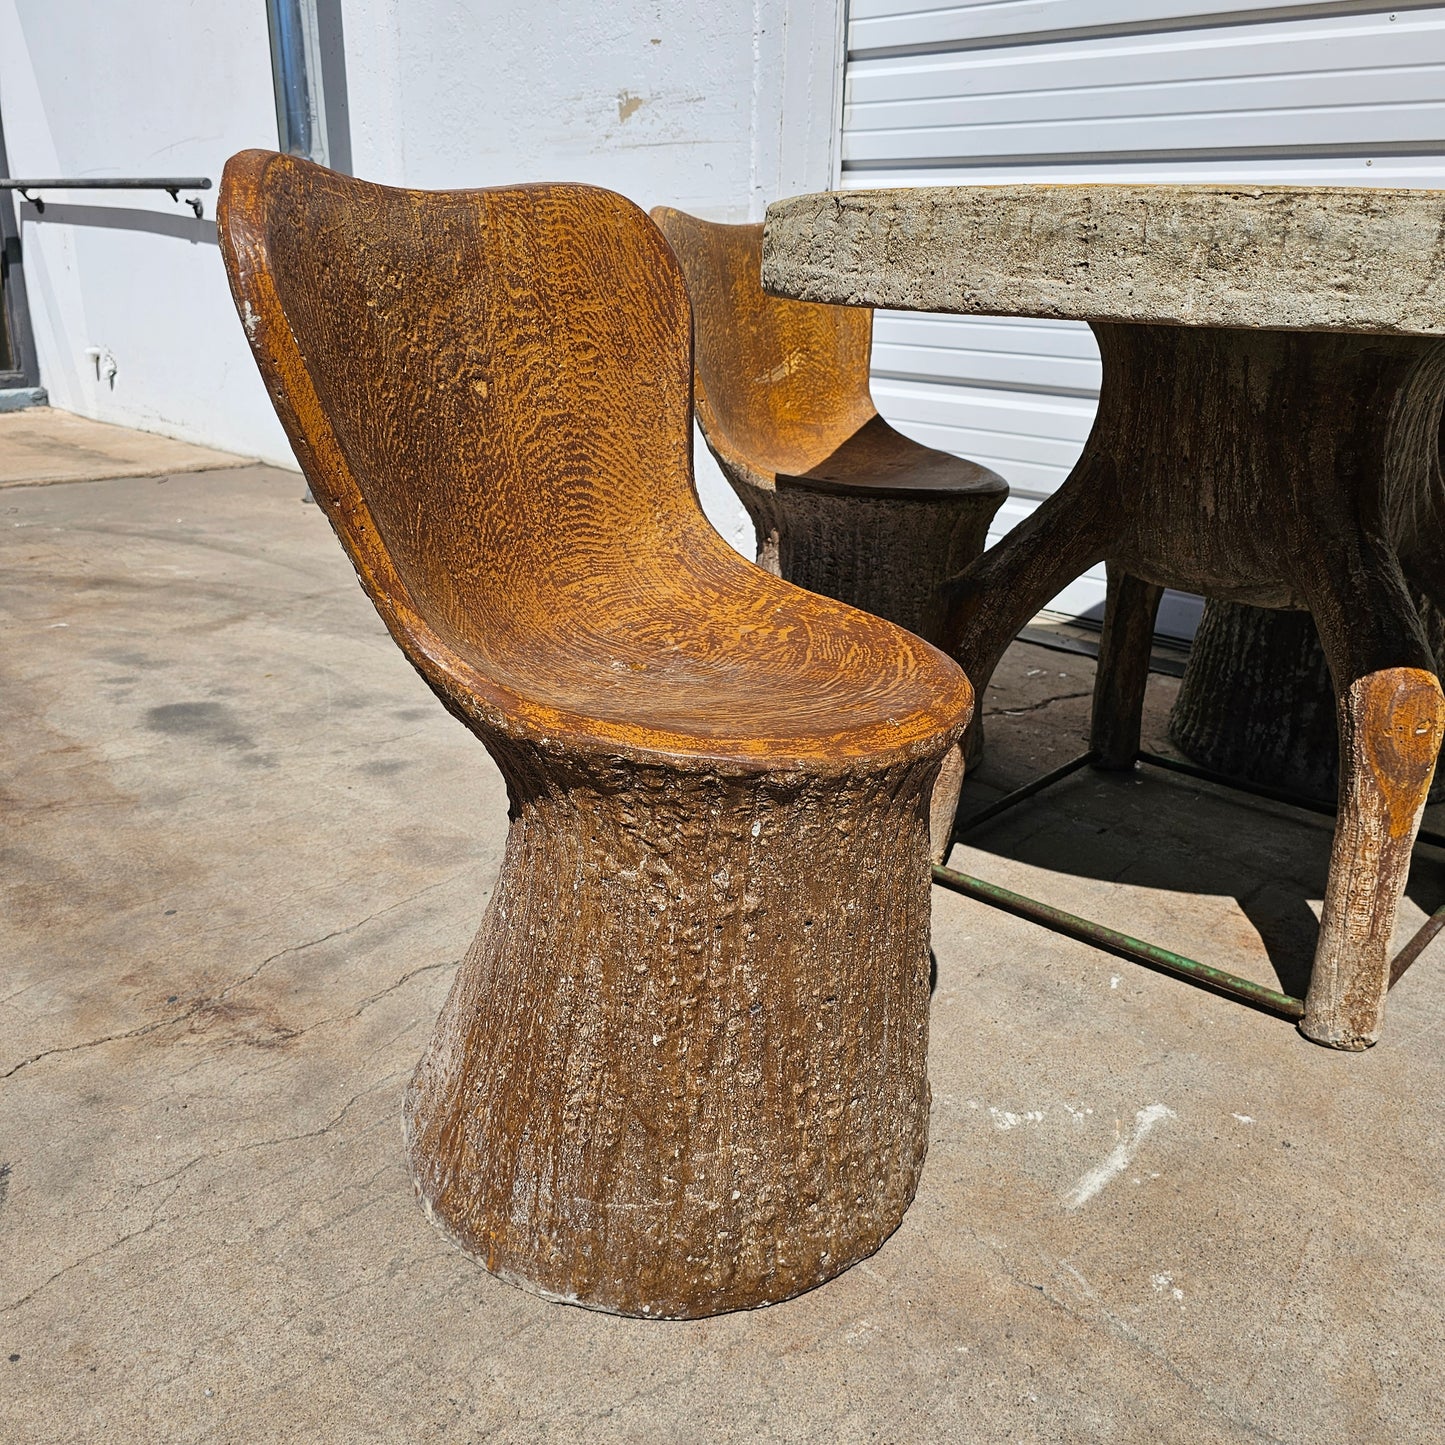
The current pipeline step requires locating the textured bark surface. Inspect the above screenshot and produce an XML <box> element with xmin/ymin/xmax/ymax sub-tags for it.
<box><xmin>219</xmin><ymin>153</ymin><xmax>975</xmax><ymax>1315</ymax></box>
<box><xmin>1171</xmin><ymin>598</ymin><xmax>1445</xmax><ymax>804</ymax></box>
<box><xmin>755</xmin><ymin>482</ymin><xmax>992</xmax><ymax>645</ymax></box>
<box><xmin>406</xmin><ymin>742</ymin><xmax>942</xmax><ymax>1318</ymax></box>
<box><xmin>764</xmin><ymin>187</ymin><xmax>1445</xmax><ymax>1049</ymax></box>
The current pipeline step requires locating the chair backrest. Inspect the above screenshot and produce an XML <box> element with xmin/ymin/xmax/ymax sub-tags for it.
<box><xmin>652</xmin><ymin>208</ymin><xmax>877</xmax><ymax>479</ymax></box>
<box><xmin>219</xmin><ymin>151</ymin><xmax>718</xmax><ymax>678</ymax></box>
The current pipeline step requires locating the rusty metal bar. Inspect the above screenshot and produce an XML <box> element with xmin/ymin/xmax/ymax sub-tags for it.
<box><xmin>931</xmin><ymin>862</ymin><xmax>1307</xmax><ymax>1017</ymax></box>
<box><xmin>942</xmin><ymin>746</ymin><xmax>1445</xmax><ymax>1017</ymax></box>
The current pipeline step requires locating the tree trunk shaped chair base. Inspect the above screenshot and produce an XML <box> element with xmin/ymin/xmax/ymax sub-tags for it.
<box><xmin>220</xmin><ymin>154</ymin><xmax>972</xmax><ymax>1317</ymax></box>
<box><xmin>409</xmin><ymin>747</ymin><xmax>939</xmax><ymax>1316</ymax></box>
<box><xmin>652</xmin><ymin>209</ymin><xmax>1007</xmax><ymax>858</ymax></box>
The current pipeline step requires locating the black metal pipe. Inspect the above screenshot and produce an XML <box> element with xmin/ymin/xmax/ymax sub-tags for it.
<box><xmin>0</xmin><ymin>178</ymin><xmax>212</xmax><ymax>218</ymax></box>
<box><xmin>1390</xmin><ymin>905</ymin><xmax>1445</xmax><ymax>986</ymax></box>
<box><xmin>1137</xmin><ymin>748</ymin><xmax>1445</xmax><ymax>850</ymax></box>
<box><xmin>952</xmin><ymin>750</ymin><xmax>1097</xmax><ymax>837</ymax></box>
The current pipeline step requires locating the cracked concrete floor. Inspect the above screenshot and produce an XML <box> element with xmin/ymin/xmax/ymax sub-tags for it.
<box><xmin>3</xmin><ymin>465</ymin><xmax>1445</xmax><ymax>1443</ymax></box>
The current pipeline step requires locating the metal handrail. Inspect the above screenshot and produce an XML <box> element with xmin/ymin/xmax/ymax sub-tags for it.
<box><xmin>0</xmin><ymin>177</ymin><xmax>212</xmax><ymax>217</ymax></box>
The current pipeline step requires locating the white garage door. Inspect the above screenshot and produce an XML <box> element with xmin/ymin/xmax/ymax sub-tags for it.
<box><xmin>846</xmin><ymin>1</ymin><xmax>1445</xmax><ymax>636</ymax></box>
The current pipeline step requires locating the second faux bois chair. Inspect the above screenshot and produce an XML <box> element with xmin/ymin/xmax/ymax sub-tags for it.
<box><xmin>219</xmin><ymin>152</ymin><xmax>973</xmax><ymax>1320</ymax></box>
<box><xmin>652</xmin><ymin>209</ymin><xmax>1008</xmax><ymax>853</ymax></box>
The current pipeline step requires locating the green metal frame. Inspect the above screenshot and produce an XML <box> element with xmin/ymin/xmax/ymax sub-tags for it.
<box><xmin>932</xmin><ymin>749</ymin><xmax>1445</xmax><ymax>1021</ymax></box>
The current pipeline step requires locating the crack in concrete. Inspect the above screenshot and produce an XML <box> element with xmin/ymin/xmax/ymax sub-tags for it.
<box><xmin>0</xmin><ymin>875</ymin><xmax>466</xmax><ymax>1080</ymax></box>
<box><xmin>236</xmin><ymin>1070</ymin><xmax>406</xmax><ymax>1155</ymax></box>
<box><xmin>1007</xmin><ymin>1256</ymin><xmax>1288</xmax><ymax>1444</ymax></box>
<box><xmin>271</xmin><ymin>957</ymin><xmax>459</xmax><ymax>1048</ymax></box>
<box><xmin>986</xmin><ymin>690</ymin><xmax>1093</xmax><ymax>718</ymax></box>
<box><xmin>1</xmin><ymin>1176</ymin><xmax>188</xmax><ymax>1314</ymax></box>
<box><xmin>2</xmin><ymin>1073</ymin><xmax>406</xmax><ymax>1317</ymax></box>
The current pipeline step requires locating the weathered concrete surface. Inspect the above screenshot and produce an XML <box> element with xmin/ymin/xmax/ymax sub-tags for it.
<box><xmin>3</xmin><ymin>465</ymin><xmax>1445</xmax><ymax>1442</ymax></box>
<box><xmin>762</xmin><ymin>185</ymin><xmax>1445</xmax><ymax>333</ymax></box>
<box><xmin>0</xmin><ymin>408</ymin><xmax>250</xmax><ymax>488</ymax></box>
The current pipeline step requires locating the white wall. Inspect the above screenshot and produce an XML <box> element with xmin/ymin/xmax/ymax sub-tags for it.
<box><xmin>0</xmin><ymin>1</ymin><xmax>289</xmax><ymax>458</ymax></box>
<box><xmin>0</xmin><ymin>0</ymin><xmax>842</xmax><ymax>550</ymax></box>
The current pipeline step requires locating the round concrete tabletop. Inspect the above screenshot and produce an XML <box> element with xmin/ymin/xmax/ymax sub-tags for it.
<box><xmin>762</xmin><ymin>185</ymin><xmax>1445</xmax><ymax>335</ymax></box>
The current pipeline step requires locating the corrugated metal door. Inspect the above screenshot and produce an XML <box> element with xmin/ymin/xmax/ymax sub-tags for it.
<box><xmin>844</xmin><ymin>2</ymin><xmax>1445</xmax><ymax>634</ymax></box>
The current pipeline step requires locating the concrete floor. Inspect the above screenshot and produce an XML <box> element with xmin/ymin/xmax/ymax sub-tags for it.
<box><xmin>0</xmin><ymin>408</ymin><xmax>250</xmax><ymax>488</ymax></box>
<box><xmin>3</xmin><ymin>462</ymin><xmax>1444</xmax><ymax>1443</ymax></box>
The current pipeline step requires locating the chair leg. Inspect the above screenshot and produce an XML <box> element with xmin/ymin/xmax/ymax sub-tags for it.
<box><xmin>1301</xmin><ymin>544</ymin><xmax>1445</xmax><ymax>1048</ymax></box>
<box><xmin>404</xmin><ymin>738</ymin><xmax>950</xmax><ymax>1317</ymax></box>
<box><xmin>1091</xmin><ymin>565</ymin><xmax>1164</xmax><ymax>770</ymax></box>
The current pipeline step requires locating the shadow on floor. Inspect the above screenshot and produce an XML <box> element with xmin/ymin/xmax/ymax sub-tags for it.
<box><xmin>951</xmin><ymin>760</ymin><xmax>1445</xmax><ymax>1001</ymax></box>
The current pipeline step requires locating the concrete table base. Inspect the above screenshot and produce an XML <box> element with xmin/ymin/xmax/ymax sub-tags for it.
<box><xmin>948</xmin><ymin>325</ymin><xmax>1445</xmax><ymax>1048</ymax></box>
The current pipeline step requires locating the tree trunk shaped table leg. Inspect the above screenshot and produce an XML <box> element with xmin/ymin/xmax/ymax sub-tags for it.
<box><xmin>1092</xmin><ymin>565</ymin><xmax>1165</xmax><ymax>770</ymax></box>
<box><xmin>405</xmin><ymin>741</ymin><xmax>947</xmax><ymax>1318</ymax></box>
<box><xmin>945</xmin><ymin>324</ymin><xmax>1445</xmax><ymax>1047</ymax></box>
<box><xmin>1297</xmin><ymin>537</ymin><xmax>1445</xmax><ymax>1046</ymax></box>
<box><xmin>943</xmin><ymin>465</ymin><xmax>1112</xmax><ymax>765</ymax></box>
<box><xmin>1170</xmin><ymin>597</ymin><xmax>1445</xmax><ymax>804</ymax></box>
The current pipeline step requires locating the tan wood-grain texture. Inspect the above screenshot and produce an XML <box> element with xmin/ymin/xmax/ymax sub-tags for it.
<box><xmin>765</xmin><ymin>186</ymin><xmax>1445</xmax><ymax>1049</ymax></box>
<box><xmin>651</xmin><ymin>209</ymin><xmax>1006</xmax><ymax>644</ymax></box>
<box><xmin>218</xmin><ymin>153</ymin><xmax>974</xmax><ymax>1317</ymax></box>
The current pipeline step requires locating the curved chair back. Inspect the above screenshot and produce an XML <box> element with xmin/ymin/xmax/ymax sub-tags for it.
<box><xmin>219</xmin><ymin>152</ymin><xmax>723</xmax><ymax>699</ymax></box>
<box><xmin>652</xmin><ymin>209</ymin><xmax>877</xmax><ymax>479</ymax></box>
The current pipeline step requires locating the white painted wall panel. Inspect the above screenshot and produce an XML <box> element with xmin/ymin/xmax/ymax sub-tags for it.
<box><xmin>846</xmin><ymin>14</ymin><xmax>1445</xmax><ymax>166</ymax></box>
<box><xmin>848</xmin><ymin>0</ymin><xmax>1438</xmax><ymax>55</ymax></box>
<box><xmin>845</xmin><ymin>2</ymin><xmax>1445</xmax><ymax>633</ymax></box>
<box><xmin>871</xmin><ymin>315</ymin><xmax>1101</xmax><ymax>400</ymax></box>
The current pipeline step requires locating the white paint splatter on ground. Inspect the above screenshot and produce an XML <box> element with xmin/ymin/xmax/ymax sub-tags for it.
<box><xmin>1232</xmin><ymin>1113</ymin><xmax>1255</xmax><ymax>1124</ymax></box>
<box><xmin>990</xmin><ymin>1107</ymin><xmax>1045</xmax><ymax>1131</ymax></box>
<box><xmin>1151</xmin><ymin>1272</ymin><xmax>1185</xmax><ymax>1302</ymax></box>
<box><xmin>1062</xmin><ymin>1103</ymin><xmax>1176</xmax><ymax>1209</ymax></box>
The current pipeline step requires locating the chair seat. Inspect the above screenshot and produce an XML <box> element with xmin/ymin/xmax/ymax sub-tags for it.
<box><xmin>778</xmin><ymin>415</ymin><xmax>1009</xmax><ymax>501</ymax></box>
<box><xmin>427</xmin><ymin>536</ymin><xmax>973</xmax><ymax>768</ymax></box>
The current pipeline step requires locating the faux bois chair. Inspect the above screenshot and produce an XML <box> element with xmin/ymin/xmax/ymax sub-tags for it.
<box><xmin>650</xmin><ymin>208</ymin><xmax>1007</xmax><ymax>853</ymax></box>
<box><xmin>218</xmin><ymin>151</ymin><xmax>973</xmax><ymax>1319</ymax></box>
